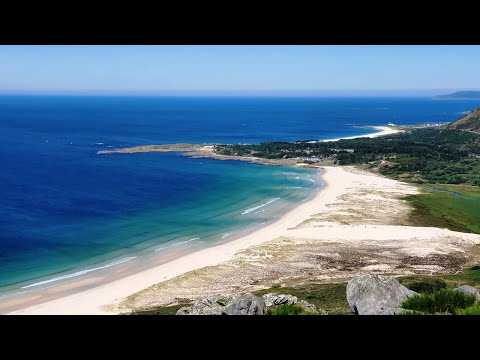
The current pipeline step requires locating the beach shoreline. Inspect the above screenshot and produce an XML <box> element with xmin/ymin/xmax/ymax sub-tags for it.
<box><xmin>320</xmin><ymin>125</ymin><xmax>403</xmax><ymax>142</ymax></box>
<box><xmin>7</xmin><ymin>164</ymin><xmax>480</xmax><ymax>314</ymax></box>
<box><xmin>4</xmin><ymin>167</ymin><xmax>329</xmax><ymax>314</ymax></box>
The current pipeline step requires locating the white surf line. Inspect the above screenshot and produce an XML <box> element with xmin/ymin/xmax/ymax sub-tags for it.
<box><xmin>221</xmin><ymin>233</ymin><xmax>233</xmax><ymax>239</ymax></box>
<box><xmin>154</xmin><ymin>237</ymin><xmax>200</xmax><ymax>252</ymax></box>
<box><xmin>21</xmin><ymin>257</ymin><xmax>137</xmax><ymax>289</ymax></box>
<box><xmin>254</xmin><ymin>208</ymin><xmax>267</xmax><ymax>215</ymax></box>
<box><xmin>241</xmin><ymin>198</ymin><xmax>280</xmax><ymax>215</ymax></box>
<box><xmin>0</xmin><ymin>289</ymin><xmax>33</xmax><ymax>300</ymax></box>
<box><xmin>0</xmin><ymin>281</ymin><xmax>68</xmax><ymax>301</ymax></box>
<box><xmin>306</xmin><ymin>179</ymin><xmax>316</xmax><ymax>183</ymax></box>
<box><xmin>0</xmin><ymin>275</ymin><xmax>91</xmax><ymax>300</ymax></box>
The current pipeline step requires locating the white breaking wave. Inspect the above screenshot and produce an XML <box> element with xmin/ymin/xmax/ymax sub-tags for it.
<box><xmin>306</xmin><ymin>179</ymin><xmax>316</xmax><ymax>183</ymax></box>
<box><xmin>0</xmin><ymin>282</ymin><xmax>61</xmax><ymax>300</ymax></box>
<box><xmin>221</xmin><ymin>233</ymin><xmax>232</xmax><ymax>239</ymax></box>
<box><xmin>155</xmin><ymin>237</ymin><xmax>200</xmax><ymax>252</ymax></box>
<box><xmin>0</xmin><ymin>290</ymin><xmax>31</xmax><ymax>300</ymax></box>
<box><xmin>21</xmin><ymin>257</ymin><xmax>137</xmax><ymax>289</ymax></box>
<box><xmin>241</xmin><ymin>198</ymin><xmax>280</xmax><ymax>215</ymax></box>
<box><xmin>95</xmin><ymin>142</ymin><xmax>105</xmax><ymax>145</ymax></box>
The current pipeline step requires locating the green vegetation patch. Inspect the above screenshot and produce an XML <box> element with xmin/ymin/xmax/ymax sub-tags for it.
<box><xmin>455</xmin><ymin>303</ymin><xmax>480</xmax><ymax>315</ymax></box>
<box><xmin>402</xmin><ymin>278</ymin><xmax>447</xmax><ymax>294</ymax></box>
<box><xmin>401</xmin><ymin>288</ymin><xmax>476</xmax><ymax>314</ymax></box>
<box><xmin>404</xmin><ymin>185</ymin><xmax>480</xmax><ymax>234</ymax></box>
<box><xmin>266</xmin><ymin>304</ymin><xmax>312</xmax><ymax>315</ymax></box>
<box><xmin>254</xmin><ymin>282</ymin><xmax>351</xmax><ymax>315</ymax></box>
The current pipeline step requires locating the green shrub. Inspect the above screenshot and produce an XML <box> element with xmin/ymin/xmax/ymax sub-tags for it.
<box><xmin>407</xmin><ymin>279</ymin><xmax>447</xmax><ymax>294</ymax></box>
<box><xmin>455</xmin><ymin>303</ymin><xmax>480</xmax><ymax>315</ymax></box>
<box><xmin>399</xmin><ymin>310</ymin><xmax>427</xmax><ymax>315</ymax></box>
<box><xmin>266</xmin><ymin>304</ymin><xmax>311</xmax><ymax>315</ymax></box>
<box><xmin>400</xmin><ymin>310</ymin><xmax>451</xmax><ymax>315</ymax></box>
<box><xmin>401</xmin><ymin>288</ymin><xmax>476</xmax><ymax>314</ymax></box>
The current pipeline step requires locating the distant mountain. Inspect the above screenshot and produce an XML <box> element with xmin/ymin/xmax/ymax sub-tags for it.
<box><xmin>434</xmin><ymin>91</ymin><xmax>480</xmax><ymax>100</ymax></box>
<box><xmin>444</xmin><ymin>107</ymin><xmax>480</xmax><ymax>133</ymax></box>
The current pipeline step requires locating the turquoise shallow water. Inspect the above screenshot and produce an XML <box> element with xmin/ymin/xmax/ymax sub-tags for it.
<box><xmin>0</xmin><ymin>150</ymin><xmax>320</xmax><ymax>295</ymax></box>
<box><xmin>1</xmin><ymin>95</ymin><xmax>480</xmax><ymax>297</ymax></box>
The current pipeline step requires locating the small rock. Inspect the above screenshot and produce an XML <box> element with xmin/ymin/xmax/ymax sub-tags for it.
<box><xmin>223</xmin><ymin>294</ymin><xmax>266</xmax><ymax>315</ymax></box>
<box><xmin>455</xmin><ymin>285</ymin><xmax>480</xmax><ymax>302</ymax></box>
<box><xmin>346</xmin><ymin>274</ymin><xmax>418</xmax><ymax>315</ymax></box>
<box><xmin>177</xmin><ymin>294</ymin><xmax>238</xmax><ymax>315</ymax></box>
<box><xmin>376</xmin><ymin>307</ymin><xmax>407</xmax><ymax>315</ymax></box>
<box><xmin>191</xmin><ymin>298</ymin><xmax>224</xmax><ymax>315</ymax></box>
<box><xmin>262</xmin><ymin>293</ymin><xmax>298</xmax><ymax>308</ymax></box>
<box><xmin>176</xmin><ymin>307</ymin><xmax>192</xmax><ymax>315</ymax></box>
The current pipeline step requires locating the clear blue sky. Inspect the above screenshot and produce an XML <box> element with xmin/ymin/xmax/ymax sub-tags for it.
<box><xmin>0</xmin><ymin>45</ymin><xmax>479</xmax><ymax>95</ymax></box>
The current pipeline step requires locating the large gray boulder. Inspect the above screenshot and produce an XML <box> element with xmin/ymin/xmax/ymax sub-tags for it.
<box><xmin>223</xmin><ymin>293</ymin><xmax>266</xmax><ymax>315</ymax></box>
<box><xmin>346</xmin><ymin>274</ymin><xmax>418</xmax><ymax>315</ymax></box>
<box><xmin>455</xmin><ymin>285</ymin><xmax>480</xmax><ymax>302</ymax></box>
<box><xmin>262</xmin><ymin>293</ymin><xmax>298</xmax><ymax>308</ymax></box>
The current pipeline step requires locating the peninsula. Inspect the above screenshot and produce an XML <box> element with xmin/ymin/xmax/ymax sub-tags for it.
<box><xmin>434</xmin><ymin>91</ymin><xmax>480</xmax><ymax>100</ymax></box>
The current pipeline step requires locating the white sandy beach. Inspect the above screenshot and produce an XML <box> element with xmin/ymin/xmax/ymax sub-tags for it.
<box><xmin>7</xmin><ymin>164</ymin><xmax>480</xmax><ymax>314</ymax></box>
<box><xmin>322</xmin><ymin>125</ymin><xmax>403</xmax><ymax>142</ymax></box>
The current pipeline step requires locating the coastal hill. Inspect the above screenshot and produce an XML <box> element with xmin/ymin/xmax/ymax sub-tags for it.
<box><xmin>444</xmin><ymin>107</ymin><xmax>480</xmax><ymax>133</ymax></box>
<box><xmin>434</xmin><ymin>91</ymin><xmax>480</xmax><ymax>100</ymax></box>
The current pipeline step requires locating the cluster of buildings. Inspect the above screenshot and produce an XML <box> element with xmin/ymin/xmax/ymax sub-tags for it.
<box><xmin>296</xmin><ymin>148</ymin><xmax>355</xmax><ymax>163</ymax></box>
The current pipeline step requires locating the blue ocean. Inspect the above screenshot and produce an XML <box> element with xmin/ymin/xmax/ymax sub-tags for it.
<box><xmin>1</xmin><ymin>96</ymin><xmax>479</xmax><ymax>296</ymax></box>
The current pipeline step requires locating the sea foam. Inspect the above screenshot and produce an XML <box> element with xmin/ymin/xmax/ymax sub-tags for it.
<box><xmin>241</xmin><ymin>198</ymin><xmax>280</xmax><ymax>215</ymax></box>
<box><xmin>155</xmin><ymin>237</ymin><xmax>200</xmax><ymax>252</ymax></box>
<box><xmin>21</xmin><ymin>256</ymin><xmax>137</xmax><ymax>289</ymax></box>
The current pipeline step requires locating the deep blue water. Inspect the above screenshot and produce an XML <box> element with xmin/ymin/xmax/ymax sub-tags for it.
<box><xmin>1</xmin><ymin>96</ymin><xmax>479</xmax><ymax>293</ymax></box>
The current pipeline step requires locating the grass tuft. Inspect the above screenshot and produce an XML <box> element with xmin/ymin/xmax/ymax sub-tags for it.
<box><xmin>401</xmin><ymin>288</ymin><xmax>476</xmax><ymax>314</ymax></box>
<box><xmin>266</xmin><ymin>304</ymin><xmax>312</xmax><ymax>315</ymax></box>
<box><xmin>406</xmin><ymin>279</ymin><xmax>447</xmax><ymax>294</ymax></box>
<box><xmin>455</xmin><ymin>303</ymin><xmax>480</xmax><ymax>315</ymax></box>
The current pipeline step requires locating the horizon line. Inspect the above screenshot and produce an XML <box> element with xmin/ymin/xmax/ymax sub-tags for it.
<box><xmin>0</xmin><ymin>88</ymin><xmax>477</xmax><ymax>97</ymax></box>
